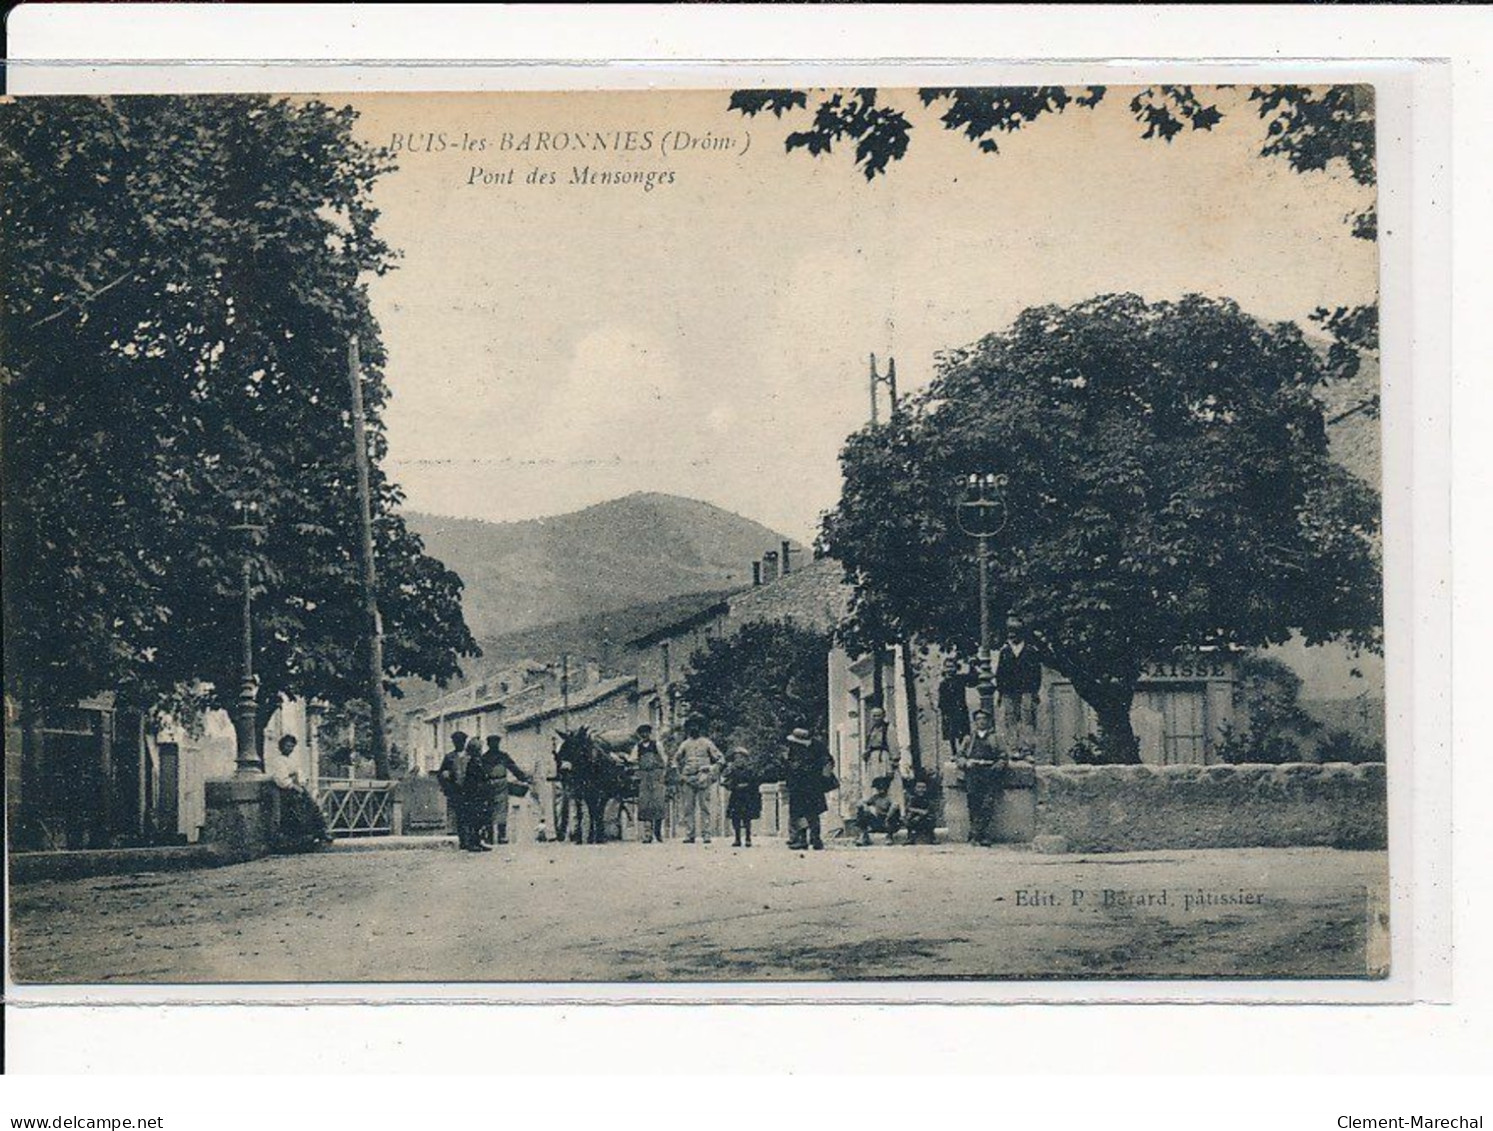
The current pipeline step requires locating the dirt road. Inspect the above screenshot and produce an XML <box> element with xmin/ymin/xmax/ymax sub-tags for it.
<box><xmin>8</xmin><ymin>839</ymin><xmax>1387</xmax><ymax>984</ymax></box>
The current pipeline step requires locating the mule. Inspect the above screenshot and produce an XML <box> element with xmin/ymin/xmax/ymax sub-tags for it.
<box><xmin>553</xmin><ymin>727</ymin><xmax>637</xmax><ymax>844</ymax></box>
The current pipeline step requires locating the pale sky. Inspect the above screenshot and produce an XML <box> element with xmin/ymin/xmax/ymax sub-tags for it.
<box><xmin>349</xmin><ymin>88</ymin><xmax>1378</xmax><ymax>542</ymax></box>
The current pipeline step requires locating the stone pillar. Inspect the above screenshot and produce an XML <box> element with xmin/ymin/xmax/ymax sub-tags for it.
<box><xmin>925</xmin><ymin>697</ymin><xmax>966</xmax><ymax>841</ymax></box>
<box><xmin>202</xmin><ymin>776</ymin><xmax>280</xmax><ymax>861</ymax></box>
<box><xmin>990</xmin><ymin>762</ymin><xmax>1037</xmax><ymax>843</ymax></box>
<box><xmin>941</xmin><ymin>777</ymin><xmax>971</xmax><ymax>843</ymax></box>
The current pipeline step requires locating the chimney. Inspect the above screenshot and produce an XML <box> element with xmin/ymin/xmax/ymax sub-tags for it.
<box><xmin>762</xmin><ymin>550</ymin><xmax>779</xmax><ymax>583</ymax></box>
<box><xmin>752</xmin><ymin>561</ymin><xmax>762</xmax><ymax>587</ymax></box>
<box><xmin>781</xmin><ymin>540</ymin><xmax>793</xmax><ymax>576</ymax></box>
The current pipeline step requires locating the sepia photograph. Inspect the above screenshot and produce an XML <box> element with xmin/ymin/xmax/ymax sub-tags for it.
<box><xmin>3</xmin><ymin>82</ymin><xmax>1389</xmax><ymax>987</ymax></box>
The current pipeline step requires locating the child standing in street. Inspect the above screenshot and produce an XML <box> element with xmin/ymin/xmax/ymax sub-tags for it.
<box><xmin>723</xmin><ymin>747</ymin><xmax>761</xmax><ymax>848</ymax></box>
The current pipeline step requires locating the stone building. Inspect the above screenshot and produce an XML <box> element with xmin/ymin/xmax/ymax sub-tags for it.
<box><xmin>6</xmin><ymin>693</ymin><xmax>318</xmax><ymax>850</ymax></box>
<box><xmin>412</xmin><ymin>660</ymin><xmax>640</xmax><ymax>838</ymax></box>
<box><xmin>624</xmin><ymin>547</ymin><xmax>847</xmax><ymax>738</ymax></box>
<box><xmin>621</xmin><ymin>545</ymin><xmax>1253</xmax><ymax>836</ymax></box>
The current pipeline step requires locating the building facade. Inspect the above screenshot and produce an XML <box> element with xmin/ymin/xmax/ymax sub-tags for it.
<box><xmin>413</xmin><ymin>660</ymin><xmax>643</xmax><ymax>839</ymax></box>
<box><xmin>6</xmin><ymin>693</ymin><xmax>319</xmax><ymax>850</ymax></box>
<box><xmin>624</xmin><ymin>550</ymin><xmax>848</xmax><ymax>742</ymax></box>
<box><xmin>826</xmin><ymin>643</ymin><xmax>1240</xmax><ymax>836</ymax></box>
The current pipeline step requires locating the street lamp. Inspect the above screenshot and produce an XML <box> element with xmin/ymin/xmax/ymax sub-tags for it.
<box><xmin>228</xmin><ymin>499</ymin><xmax>267</xmax><ymax>776</ymax></box>
<box><xmin>956</xmin><ymin>472</ymin><xmax>1008</xmax><ymax>718</ymax></box>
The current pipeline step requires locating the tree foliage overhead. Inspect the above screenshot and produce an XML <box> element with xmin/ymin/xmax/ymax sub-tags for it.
<box><xmin>820</xmin><ymin>293</ymin><xmax>1382</xmax><ymax>762</ymax></box>
<box><xmin>730</xmin><ymin>84</ymin><xmax>1372</xmax><ymax>191</ymax></box>
<box><xmin>1</xmin><ymin>95</ymin><xmax>479</xmax><ymax>724</ymax></box>
<box><xmin>731</xmin><ymin>84</ymin><xmax>1380</xmax><ymax>403</ymax></box>
<box><xmin>678</xmin><ymin>620</ymin><xmax>830</xmax><ymax>779</ymax></box>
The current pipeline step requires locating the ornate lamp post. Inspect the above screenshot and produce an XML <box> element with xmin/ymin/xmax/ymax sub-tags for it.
<box><xmin>228</xmin><ymin>499</ymin><xmax>267</xmax><ymax>776</ymax></box>
<box><xmin>956</xmin><ymin>472</ymin><xmax>1008</xmax><ymax>719</ymax></box>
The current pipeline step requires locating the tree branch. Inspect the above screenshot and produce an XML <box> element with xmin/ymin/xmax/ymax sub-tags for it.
<box><xmin>1327</xmin><ymin>397</ymin><xmax>1380</xmax><ymax>426</ymax></box>
<box><xmin>28</xmin><ymin>268</ymin><xmax>136</xmax><ymax>330</ymax></box>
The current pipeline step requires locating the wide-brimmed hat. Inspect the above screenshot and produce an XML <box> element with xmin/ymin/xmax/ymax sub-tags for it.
<box><xmin>787</xmin><ymin>727</ymin><xmax>812</xmax><ymax>745</ymax></box>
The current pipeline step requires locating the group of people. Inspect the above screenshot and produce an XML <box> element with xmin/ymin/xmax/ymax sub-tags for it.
<box><xmin>426</xmin><ymin>615</ymin><xmax>1044</xmax><ymax>854</ymax></box>
<box><xmin>435</xmin><ymin>731</ymin><xmax>535</xmax><ymax>852</ymax></box>
<box><xmin>849</xmin><ymin>703</ymin><xmax>939</xmax><ymax>847</ymax></box>
<box><xmin>852</xmin><ymin>614</ymin><xmax>1045</xmax><ymax>848</ymax></box>
<box><xmin>278</xmin><ymin>614</ymin><xmax>1044</xmax><ymax>857</ymax></box>
<box><xmin>630</xmin><ymin>716</ymin><xmax>836</xmax><ymax>850</ymax></box>
<box><xmin>953</xmin><ymin>615</ymin><xmax>1043</xmax><ymax>846</ymax></box>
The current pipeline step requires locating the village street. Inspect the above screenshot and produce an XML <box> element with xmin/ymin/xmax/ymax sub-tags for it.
<box><xmin>9</xmin><ymin>841</ymin><xmax>1387</xmax><ymax>985</ymax></box>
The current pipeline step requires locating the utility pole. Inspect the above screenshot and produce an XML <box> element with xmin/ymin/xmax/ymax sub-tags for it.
<box><xmin>348</xmin><ymin>335</ymin><xmax>391</xmax><ymax>780</ymax></box>
<box><xmin>870</xmin><ymin>354</ymin><xmax>899</xmax><ymax>424</ymax></box>
<box><xmin>560</xmin><ymin>653</ymin><xmax>572</xmax><ymax>730</ymax></box>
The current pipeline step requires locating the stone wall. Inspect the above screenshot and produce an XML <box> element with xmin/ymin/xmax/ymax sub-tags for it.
<box><xmin>1033</xmin><ymin>763</ymin><xmax>1387</xmax><ymax>853</ymax></box>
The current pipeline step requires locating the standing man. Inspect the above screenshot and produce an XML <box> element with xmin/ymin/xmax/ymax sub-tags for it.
<box><xmin>994</xmin><ymin>615</ymin><xmax>1043</xmax><ymax>761</ymax></box>
<box><xmin>436</xmin><ymin>729</ymin><xmax>476</xmax><ymax>850</ymax></box>
<box><xmin>457</xmin><ymin>737</ymin><xmax>493</xmax><ymax>853</ymax></box>
<box><xmin>937</xmin><ymin>656</ymin><xmax>972</xmax><ymax>765</ymax></box>
<box><xmin>673</xmin><ymin>716</ymin><xmax>723</xmax><ymax>845</ymax></box>
<box><xmin>862</xmin><ymin>706</ymin><xmax>899</xmax><ymax>793</ymax></box>
<box><xmin>783</xmin><ymin>725</ymin><xmax>833</xmax><ymax>851</ymax></box>
<box><xmin>957</xmin><ymin>709</ymin><xmax>1003</xmax><ymax>847</ymax></box>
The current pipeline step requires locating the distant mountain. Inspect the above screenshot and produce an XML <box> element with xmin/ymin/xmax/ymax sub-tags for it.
<box><xmin>403</xmin><ymin>492</ymin><xmax>798</xmax><ymax>642</ymax></box>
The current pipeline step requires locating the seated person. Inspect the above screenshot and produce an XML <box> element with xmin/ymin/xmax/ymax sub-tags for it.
<box><xmin>903</xmin><ymin>775</ymin><xmax>937</xmax><ymax>845</ymax></box>
<box><xmin>854</xmin><ymin>774</ymin><xmax>903</xmax><ymax>846</ymax></box>
<box><xmin>269</xmin><ymin>733</ymin><xmax>332</xmax><ymax>851</ymax></box>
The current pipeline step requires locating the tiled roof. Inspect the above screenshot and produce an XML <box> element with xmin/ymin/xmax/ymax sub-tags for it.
<box><xmin>419</xmin><ymin>660</ymin><xmax>552</xmax><ymax>720</ymax></box>
<box><xmin>622</xmin><ymin>556</ymin><xmax>852</xmax><ymax>652</ymax></box>
<box><xmin>624</xmin><ymin>597</ymin><xmax>734</xmax><ymax>648</ymax></box>
<box><xmin>502</xmin><ymin>675</ymin><xmax>638</xmax><ymax>728</ymax></box>
<box><xmin>421</xmin><ymin>669</ymin><xmax>637</xmax><ymax>728</ymax></box>
<box><xmin>722</xmin><ymin>556</ymin><xmax>850</xmax><ymax>634</ymax></box>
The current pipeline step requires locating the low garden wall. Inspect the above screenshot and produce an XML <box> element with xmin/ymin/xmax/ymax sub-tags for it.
<box><xmin>1032</xmin><ymin>762</ymin><xmax>1387</xmax><ymax>853</ymax></box>
<box><xmin>10</xmin><ymin>843</ymin><xmax>236</xmax><ymax>884</ymax></box>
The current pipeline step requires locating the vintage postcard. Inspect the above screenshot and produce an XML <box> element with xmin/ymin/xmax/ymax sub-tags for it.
<box><xmin>4</xmin><ymin>83</ymin><xmax>1390</xmax><ymax>988</ymax></box>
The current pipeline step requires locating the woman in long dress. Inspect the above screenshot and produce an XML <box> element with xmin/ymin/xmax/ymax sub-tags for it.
<box><xmin>633</xmin><ymin>723</ymin><xmax>668</xmax><ymax>843</ymax></box>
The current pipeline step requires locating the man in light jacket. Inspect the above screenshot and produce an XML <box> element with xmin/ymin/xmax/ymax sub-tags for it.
<box><xmin>673</xmin><ymin>715</ymin><xmax>723</xmax><ymax>845</ymax></box>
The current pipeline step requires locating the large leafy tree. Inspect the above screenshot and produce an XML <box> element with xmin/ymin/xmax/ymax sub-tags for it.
<box><xmin>731</xmin><ymin>84</ymin><xmax>1379</xmax><ymax>412</ymax></box>
<box><xmin>1</xmin><ymin>95</ymin><xmax>479</xmax><ymax>757</ymax></box>
<box><xmin>679</xmin><ymin>621</ymin><xmax>830</xmax><ymax>779</ymax></box>
<box><xmin>820</xmin><ymin>294</ymin><xmax>1382</xmax><ymax>762</ymax></box>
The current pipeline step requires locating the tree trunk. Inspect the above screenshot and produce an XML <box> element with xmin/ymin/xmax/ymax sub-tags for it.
<box><xmin>1091</xmin><ymin>691</ymin><xmax>1141</xmax><ymax>764</ymax></box>
<box><xmin>18</xmin><ymin>693</ymin><xmax>44</xmax><ymax>849</ymax></box>
<box><xmin>899</xmin><ymin>638</ymin><xmax>924</xmax><ymax>776</ymax></box>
